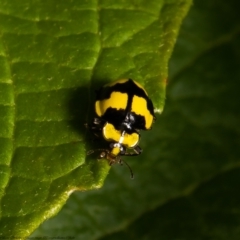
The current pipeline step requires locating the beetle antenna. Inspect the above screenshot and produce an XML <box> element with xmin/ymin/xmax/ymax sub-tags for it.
<box><xmin>87</xmin><ymin>149</ymin><xmax>134</xmax><ymax>179</ymax></box>
<box><xmin>121</xmin><ymin>159</ymin><xmax>134</xmax><ymax>179</ymax></box>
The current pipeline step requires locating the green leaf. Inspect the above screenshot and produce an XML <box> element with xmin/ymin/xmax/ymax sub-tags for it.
<box><xmin>31</xmin><ymin>0</ymin><xmax>240</xmax><ymax>239</ymax></box>
<box><xmin>0</xmin><ymin>0</ymin><xmax>191</xmax><ymax>237</ymax></box>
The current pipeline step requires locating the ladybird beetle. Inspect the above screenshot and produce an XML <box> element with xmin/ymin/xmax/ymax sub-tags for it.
<box><xmin>88</xmin><ymin>79</ymin><xmax>155</xmax><ymax>178</ymax></box>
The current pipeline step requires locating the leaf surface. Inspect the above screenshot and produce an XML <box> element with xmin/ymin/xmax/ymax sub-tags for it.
<box><xmin>0</xmin><ymin>0</ymin><xmax>191</xmax><ymax>237</ymax></box>
<box><xmin>32</xmin><ymin>0</ymin><xmax>240</xmax><ymax>239</ymax></box>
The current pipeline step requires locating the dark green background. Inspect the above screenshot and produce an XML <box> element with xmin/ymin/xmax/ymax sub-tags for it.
<box><xmin>32</xmin><ymin>0</ymin><xmax>240</xmax><ymax>239</ymax></box>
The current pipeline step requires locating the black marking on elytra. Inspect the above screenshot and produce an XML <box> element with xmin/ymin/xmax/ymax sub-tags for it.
<box><xmin>102</xmin><ymin>108</ymin><xmax>146</xmax><ymax>131</ymax></box>
<box><xmin>96</xmin><ymin>79</ymin><xmax>147</xmax><ymax>100</ymax></box>
<box><xmin>96</xmin><ymin>79</ymin><xmax>155</xmax><ymax>117</ymax></box>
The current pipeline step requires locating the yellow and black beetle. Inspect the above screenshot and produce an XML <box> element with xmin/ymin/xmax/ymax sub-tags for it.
<box><xmin>88</xmin><ymin>79</ymin><xmax>155</xmax><ymax>177</ymax></box>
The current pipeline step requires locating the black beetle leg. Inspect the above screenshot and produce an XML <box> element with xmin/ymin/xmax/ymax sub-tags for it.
<box><xmin>121</xmin><ymin>145</ymin><xmax>142</xmax><ymax>156</ymax></box>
